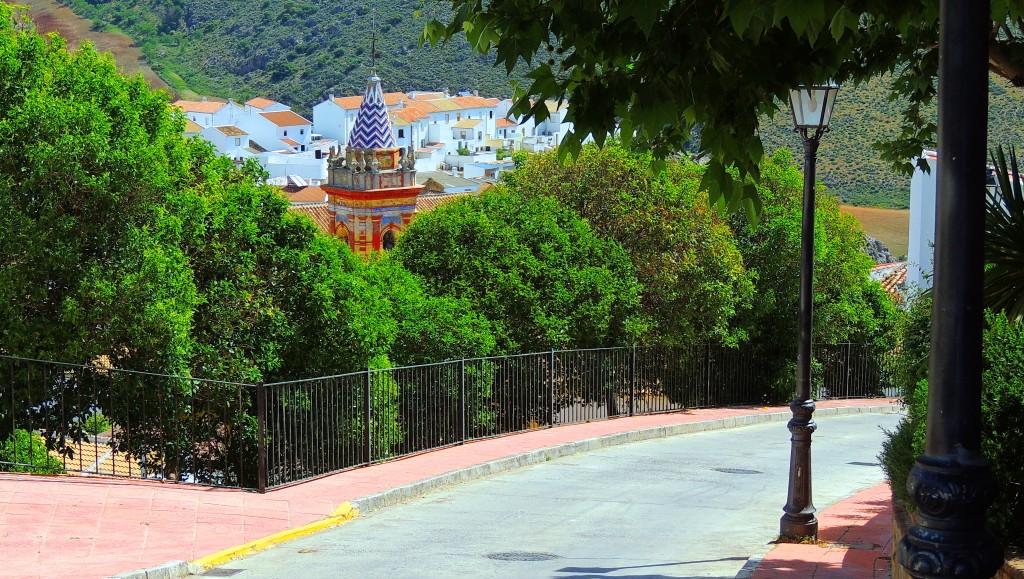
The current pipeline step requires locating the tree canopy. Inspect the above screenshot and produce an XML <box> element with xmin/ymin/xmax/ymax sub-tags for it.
<box><xmin>425</xmin><ymin>1</ymin><xmax>1024</xmax><ymax>210</ymax></box>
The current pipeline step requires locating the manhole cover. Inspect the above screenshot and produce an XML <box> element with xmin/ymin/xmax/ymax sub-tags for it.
<box><xmin>712</xmin><ymin>467</ymin><xmax>763</xmax><ymax>475</ymax></box>
<box><xmin>486</xmin><ymin>551</ymin><xmax>560</xmax><ymax>561</ymax></box>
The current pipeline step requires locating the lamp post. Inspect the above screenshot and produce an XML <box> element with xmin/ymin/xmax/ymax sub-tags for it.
<box><xmin>896</xmin><ymin>0</ymin><xmax>1003</xmax><ymax>576</ymax></box>
<box><xmin>780</xmin><ymin>83</ymin><xmax>839</xmax><ymax>540</ymax></box>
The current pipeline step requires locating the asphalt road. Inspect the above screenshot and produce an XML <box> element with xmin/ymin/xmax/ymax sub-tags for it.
<box><xmin>214</xmin><ymin>412</ymin><xmax>901</xmax><ymax>579</ymax></box>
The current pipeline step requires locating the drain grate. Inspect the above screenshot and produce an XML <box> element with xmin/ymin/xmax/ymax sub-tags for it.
<box><xmin>486</xmin><ymin>551</ymin><xmax>560</xmax><ymax>561</ymax></box>
<box><xmin>712</xmin><ymin>467</ymin><xmax>763</xmax><ymax>475</ymax></box>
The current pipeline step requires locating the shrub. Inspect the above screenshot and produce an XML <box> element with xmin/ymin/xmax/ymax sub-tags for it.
<box><xmin>84</xmin><ymin>412</ymin><xmax>111</xmax><ymax>435</ymax></box>
<box><xmin>879</xmin><ymin>298</ymin><xmax>1024</xmax><ymax>548</ymax></box>
<box><xmin>0</xmin><ymin>429</ymin><xmax>65</xmax><ymax>474</ymax></box>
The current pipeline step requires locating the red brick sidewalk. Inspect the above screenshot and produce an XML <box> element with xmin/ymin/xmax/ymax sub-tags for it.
<box><xmin>0</xmin><ymin>398</ymin><xmax>899</xmax><ymax>579</ymax></box>
<box><xmin>752</xmin><ymin>482</ymin><xmax>894</xmax><ymax>578</ymax></box>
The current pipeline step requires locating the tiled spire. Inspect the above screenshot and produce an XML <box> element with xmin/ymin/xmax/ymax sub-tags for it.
<box><xmin>349</xmin><ymin>74</ymin><xmax>397</xmax><ymax>150</ymax></box>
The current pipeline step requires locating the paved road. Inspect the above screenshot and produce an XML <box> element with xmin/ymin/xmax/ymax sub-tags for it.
<box><xmin>217</xmin><ymin>412</ymin><xmax>901</xmax><ymax>579</ymax></box>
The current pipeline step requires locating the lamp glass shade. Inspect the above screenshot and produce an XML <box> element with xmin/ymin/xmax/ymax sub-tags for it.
<box><xmin>789</xmin><ymin>85</ymin><xmax>840</xmax><ymax>131</ymax></box>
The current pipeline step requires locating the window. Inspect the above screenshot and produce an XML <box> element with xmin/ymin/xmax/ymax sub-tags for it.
<box><xmin>300</xmin><ymin>129</ymin><xmax>305</xmax><ymax>135</ymax></box>
<box><xmin>456</xmin><ymin>113</ymin><xmax>461</xmax><ymax>121</ymax></box>
<box><xmin>489</xmin><ymin>111</ymin><xmax>493</xmax><ymax>119</ymax></box>
<box><xmin>398</xmin><ymin>129</ymin><xmax>405</xmax><ymax>138</ymax></box>
<box><xmin>234</xmin><ymin>138</ymin><xmax>241</xmax><ymax>146</ymax></box>
<box><xmin>477</xmin><ymin>131</ymin><xmax>482</xmax><ymax>140</ymax></box>
<box><xmin>284</xmin><ymin>130</ymin><xmax>288</xmax><ymax>136</ymax></box>
<box><xmin>445</xmin><ymin>114</ymin><xmax>450</xmax><ymax>122</ymax></box>
<box><xmin>382</xmin><ymin>230</ymin><xmax>396</xmax><ymax>251</ymax></box>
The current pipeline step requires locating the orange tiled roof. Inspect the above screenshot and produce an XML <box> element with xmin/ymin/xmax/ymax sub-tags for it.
<box><xmin>281</xmin><ymin>138</ymin><xmax>300</xmax><ymax>146</ymax></box>
<box><xmin>287</xmin><ymin>185</ymin><xmax>327</xmax><ymax>204</ymax></box>
<box><xmin>450</xmin><ymin>95</ymin><xmax>497</xmax><ymax>109</ymax></box>
<box><xmin>497</xmin><ymin>118</ymin><xmax>517</xmax><ymax>128</ymax></box>
<box><xmin>260</xmin><ymin>110</ymin><xmax>311</xmax><ymax>127</ymax></box>
<box><xmin>332</xmin><ymin>92</ymin><xmax>409</xmax><ymax>110</ymax></box>
<box><xmin>416</xmin><ymin>192</ymin><xmax>477</xmax><ymax>213</ymax></box>
<box><xmin>880</xmin><ymin>265</ymin><xmax>908</xmax><ymax>303</ymax></box>
<box><xmin>246</xmin><ymin>97</ymin><xmax>278</xmax><ymax>109</ymax></box>
<box><xmin>173</xmin><ymin>99</ymin><xmax>227</xmax><ymax>114</ymax></box>
<box><xmin>288</xmin><ymin>203</ymin><xmax>334</xmax><ymax>234</ymax></box>
<box><xmin>394</xmin><ymin>108</ymin><xmax>429</xmax><ymax>122</ymax></box>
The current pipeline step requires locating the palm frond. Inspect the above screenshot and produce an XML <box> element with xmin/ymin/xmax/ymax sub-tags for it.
<box><xmin>987</xmin><ymin>145</ymin><xmax>1024</xmax><ymax>323</ymax></box>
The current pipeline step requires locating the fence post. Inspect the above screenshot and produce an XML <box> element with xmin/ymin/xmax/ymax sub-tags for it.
<box><xmin>256</xmin><ymin>382</ymin><xmax>267</xmax><ymax>494</ymax></box>
<box><xmin>548</xmin><ymin>348</ymin><xmax>556</xmax><ymax>427</ymax></box>
<box><xmin>364</xmin><ymin>367</ymin><xmax>372</xmax><ymax>465</ymax></box>
<box><xmin>459</xmin><ymin>358</ymin><xmax>467</xmax><ymax>443</ymax></box>
<box><xmin>629</xmin><ymin>345</ymin><xmax>637</xmax><ymax>417</ymax></box>
<box><xmin>705</xmin><ymin>343</ymin><xmax>713</xmax><ymax>407</ymax></box>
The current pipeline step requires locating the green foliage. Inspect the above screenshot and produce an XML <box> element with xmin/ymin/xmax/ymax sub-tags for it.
<box><xmin>494</xmin><ymin>147</ymin><xmax>509</xmax><ymax>160</ymax></box>
<box><xmin>501</xmin><ymin>144</ymin><xmax>754</xmax><ymax>346</ymax></box>
<box><xmin>730</xmin><ymin>149</ymin><xmax>900</xmax><ymax>398</ymax></box>
<box><xmin>987</xmin><ymin>145</ymin><xmax>1024</xmax><ymax>322</ymax></box>
<box><xmin>83</xmin><ymin>412</ymin><xmax>111</xmax><ymax>435</ymax></box>
<box><xmin>428</xmin><ymin>0</ymin><xmax>1024</xmax><ymax>211</ymax></box>
<box><xmin>456</xmin><ymin>146</ymin><xmax>471</xmax><ymax>156</ymax></box>
<box><xmin>881</xmin><ymin>301</ymin><xmax>1024</xmax><ymax>548</ymax></box>
<box><xmin>394</xmin><ymin>189</ymin><xmax>643</xmax><ymax>353</ymax></box>
<box><xmin>0</xmin><ymin>429</ymin><xmax>65</xmax><ymax>474</ymax></box>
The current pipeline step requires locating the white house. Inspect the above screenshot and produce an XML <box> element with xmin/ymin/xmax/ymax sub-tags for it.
<box><xmin>173</xmin><ymin>99</ymin><xmax>246</xmax><ymax>128</ymax></box>
<box><xmin>199</xmin><ymin>126</ymin><xmax>250</xmax><ymax>160</ymax></box>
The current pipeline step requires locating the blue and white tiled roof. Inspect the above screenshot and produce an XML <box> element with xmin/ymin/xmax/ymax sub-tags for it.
<box><xmin>349</xmin><ymin>74</ymin><xmax>397</xmax><ymax>149</ymax></box>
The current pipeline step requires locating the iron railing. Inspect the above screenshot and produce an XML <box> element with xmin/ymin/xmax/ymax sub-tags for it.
<box><xmin>0</xmin><ymin>343</ymin><xmax>894</xmax><ymax>491</ymax></box>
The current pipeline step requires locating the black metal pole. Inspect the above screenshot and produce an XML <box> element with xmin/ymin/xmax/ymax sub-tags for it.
<box><xmin>459</xmin><ymin>358</ymin><xmax>466</xmax><ymax>443</ymax></box>
<box><xmin>548</xmin><ymin>348</ymin><xmax>556</xmax><ymax>427</ymax></box>
<box><xmin>256</xmin><ymin>382</ymin><xmax>267</xmax><ymax>494</ymax></box>
<box><xmin>364</xmin><ymin>367</ymin><xmax>372</xmax><ymax>465</ymax></box>
<box><xmin>629</xmin><ymin>345</ymin><xmax>636</xmax><ymax>417</ymax></box>
<box><xmin>780</xmin><ymin>135</ymin><xmax>819</xmax><ymax>539</ymax></box>
<box><xmin>896</xmin><ymin>0</ymin><xmax>1002</xmax><ymax>575</ymax></box>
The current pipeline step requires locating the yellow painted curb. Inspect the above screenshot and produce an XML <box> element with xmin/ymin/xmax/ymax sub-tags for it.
<box><xmin>192</xmin><ymin>503</ymin><xmax>360</xmax><ymax>570</ymax></box>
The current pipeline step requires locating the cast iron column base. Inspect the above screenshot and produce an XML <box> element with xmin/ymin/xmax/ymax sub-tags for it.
<box><xmin>897</xmin><ymin>456</ymin><xmax>1002</xmax><ymax>578</ymax></box>
<box><xmin>780</xmin><ymin>397</ymin><xmax>817</xmax><ymax>539</ymax></box>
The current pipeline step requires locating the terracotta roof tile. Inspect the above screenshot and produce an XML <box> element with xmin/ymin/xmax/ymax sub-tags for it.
<box><xmin>416</xmin><ymin>192</ymin><xmax>477</xmax><ymax>213</ymax></box>
<box><xmin>394</xmin><ymin>108</ymin><xmax>428</xmax><ymax>122</ymax></box>
<box><xmin>215</xmin><ymin>125</ymin><xmax>248</xmax><ymax>136</ymax></box>
<box><xmin>261</xmin><ymin>110</ymin><xmax>311</xmax><ymax>126</ymax></box>
<box><xmin>453</xmin><ymin>118</ymin><xmax>483</xmax><ymax>129</ymax></box>
<box><xmin>332</xmin><ymin>92</ymin><xmax>409</xmax><ymax>110</ymax></box>
<box><xmin>245</xmin><ymin>97</ymin><xmax>279</xmax><ymax>109</ymax></box>
<box><xmin>496</xmin><ymin>118</ymin><xmax>517</xmax><ymax>128</ymax></box>
<box><xmin>287</xmin><ymin>185</ymin><xmax>327</xmax><ymax>204</ymax></box>
<box><xmin>451</xmin><ymin>95</ymin><xmax>497</xmax><ymax>109</ymax></box>
<box><xmin>173</xmin><ymin>99</ymin><xmax>228</xmax><ymax>114</ymax></box>
<box><xmin>288</xmin><ymin>203</ymin><xmax>334</xmax><ymax>234</ymax></box>
<box><xmin>281</xmin><ymin>138</ymin><xmax>300</xmax><ymax>146</ymax></box>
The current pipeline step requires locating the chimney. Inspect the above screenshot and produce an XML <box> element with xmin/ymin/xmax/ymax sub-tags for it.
<box><xmin>329</xmin><ymin>93</ymin><xmax>335</xmax><ymax>101</ymax></box>
<box><xmin>473</xmin><ymin>90</ymin><xmax>479</xmax><ymax>97</ymax></box>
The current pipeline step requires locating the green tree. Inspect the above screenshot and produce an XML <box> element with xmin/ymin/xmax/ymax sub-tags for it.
<box><xmin>426</xmin><ymin>1</ymin><xmax>1024</xmax><ymax>205</ymax></box>
<box><xmin>394</xmin><ymin>189</ymin><xmax>643</xmax><ymax>353</ymax></box>
<box><xmin>730</xmin><ymin>150</ymin><xmax>899</xmax><ymax>396</ymax></box>
<box><xmin>502</xmin><ymin>144</ymin><xmax>754</xmax><ymax>346</ymax></box>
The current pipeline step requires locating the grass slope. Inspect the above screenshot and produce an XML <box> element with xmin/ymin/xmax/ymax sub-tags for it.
<box><xmin>840</xmin><ymin>205</ymin><xmax>910</xmax><ymax>259</ymax></box>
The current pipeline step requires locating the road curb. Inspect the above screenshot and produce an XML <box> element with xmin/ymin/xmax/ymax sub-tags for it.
<box><xmin>159</xmin><ymin>403</ymin><xmax>899</xmax><ymax>575</ymax></box>
<box><xmin>350</xmin><ymin>404</ymin><xmax>901</xmax><ymax>517</ymax></box>
<box><xmin>189</xmin><ymin>503</ymin><xmax>359</xmax><ymax>573</ymax></box>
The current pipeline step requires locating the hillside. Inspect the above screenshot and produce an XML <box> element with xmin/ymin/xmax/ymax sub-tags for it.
<box><xmin>33</xmin><ymin>0</ymin><xmax>1024</xmax><ymax>207</ymax></box>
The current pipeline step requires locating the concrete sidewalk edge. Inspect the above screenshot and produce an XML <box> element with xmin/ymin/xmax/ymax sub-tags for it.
<box><xmin>117</xmin><ymin>403</ymin><xmax>899</xmax><ymax>577</ymax></box>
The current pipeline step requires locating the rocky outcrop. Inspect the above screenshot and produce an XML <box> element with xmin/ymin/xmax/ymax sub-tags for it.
<box><xmin>865</xmin><ymin>236</ymin><xmax>895</xmax><ymax>264</ymax></box>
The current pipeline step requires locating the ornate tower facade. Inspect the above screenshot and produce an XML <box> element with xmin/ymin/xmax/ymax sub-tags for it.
<box><xmin>324</xmin><ymin>72</ymin><xmax>422</xmax><ymax>253</ymax></box>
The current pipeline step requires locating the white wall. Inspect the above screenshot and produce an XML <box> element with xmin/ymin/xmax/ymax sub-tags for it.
<box><xmin>907</xmin><ymin>151</ymin><xmax>938</xmax><ymax>290</ymax></box>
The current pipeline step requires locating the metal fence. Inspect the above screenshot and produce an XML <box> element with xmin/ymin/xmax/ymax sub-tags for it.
<box><xmin>0</xmin><ymin>343</ymin><xmax>894</xmax><ymax>491</ymax></box>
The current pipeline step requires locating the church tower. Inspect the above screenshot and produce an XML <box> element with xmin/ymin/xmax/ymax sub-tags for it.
<box><xmin>323</xmin><ymin>71</ymin><xmax>422</xmax><ymax>253</ymax></box>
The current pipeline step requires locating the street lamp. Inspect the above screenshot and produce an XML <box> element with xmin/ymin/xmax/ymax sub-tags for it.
<box><xmin>780</xmin><ymin>82</ymin><xmax>839</xmax><ymax>540</ymax></box>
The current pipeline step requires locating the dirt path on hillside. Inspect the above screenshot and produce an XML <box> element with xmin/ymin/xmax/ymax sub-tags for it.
<box><xmin>7</xmin><ymin>0</ymin><xmax>171</xmax><ymax>92</ymax></box>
